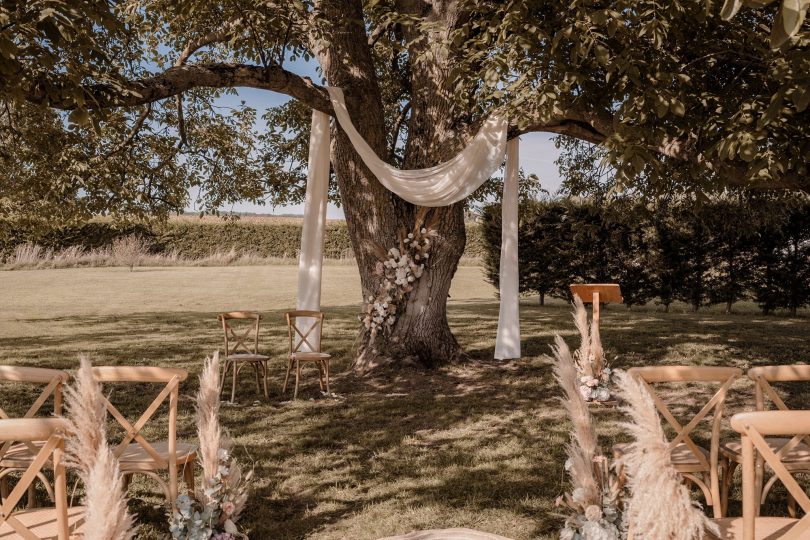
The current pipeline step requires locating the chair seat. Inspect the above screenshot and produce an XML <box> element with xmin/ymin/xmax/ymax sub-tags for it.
<box><xmin>225</xmin><ymin>353</ymin><xmax>269</xmax><ymax>362</ymax></box>
<box><xmin>377</xmin><ymin>529</ymin><xmax>514</xmax><ymax>540</ymax></box>
<box><xmin>615</xmin><ymin>441</ymin><xmax>710</xmax><ymax>471</ymax></box>
<box><xmin>721</xmin><ymin>438</ymin><xmax>810</xmax><ymax>465</ymax></box>
<box><xmin>0</xmin><ymin>441</ymin><xmax>49</xmax><ymax>469</ymax></box>
<box><xmin>707</xmin><ymin>517</ymin><xmax>810</xmax><ymax>539</ymax></box>
<box><xmin>290</xmin><ymin>352</ymin><xmax>331</xmax><ymax>362</ymax></box>
<box><xmin>117</xmin><ymin>441</ymin><xmax>197</xmax><ymax>472</ymax></box>
<box><xmin>0</xmin><ymin>505</ymin><xmax>85</xmax><ymax>538</ymax></box>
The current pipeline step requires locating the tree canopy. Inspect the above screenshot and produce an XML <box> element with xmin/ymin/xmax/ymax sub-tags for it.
<box><xmin>1</xmin><ymin>0</ymin><xmax>808</xmax><ymax>236</ymax></box>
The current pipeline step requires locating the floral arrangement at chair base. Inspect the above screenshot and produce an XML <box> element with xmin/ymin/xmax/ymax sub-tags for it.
<box><xmin>571</xmin><ymin>296</ymin><xmax>616</xmax><ymax>404</ymax></box>
<box><xmin>170</xmin><ymin>352</ymin><xmax>252</xmax><ymax>540</ymax></box>
<box><xmin>552</xmin><ymin>335</ymin><xmax>626</xmax><ymax>540</ymax></box>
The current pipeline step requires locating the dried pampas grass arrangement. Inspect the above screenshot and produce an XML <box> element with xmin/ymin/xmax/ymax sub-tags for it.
<box><xmin>170</xmin><ymin>351</ymin><xmax>252</xmax><ymax>540</ymax></box>
<box><xmin>553</xmin><ymin>336</ymin><xmax>624</xmax><ymax>540</ymax></box>
<box><xmin>64</xmin><ymin>356</ymin><xmax>136</xmax><ymax>540</ymax></box>
<box><xmin>614</xmin><ymin>370</ymin><xmax>718</xmax><ymax>540</ymax></box>
<box><xmin>571</xmin><ymin>296</ymin><xmax>613</xmax><ymax>403</ymax></box>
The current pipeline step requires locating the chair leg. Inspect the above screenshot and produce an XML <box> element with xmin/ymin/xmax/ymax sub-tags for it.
<box><xmin>262</xmin><ymin>361</ymin><xmax>269</xmax><ymax>399</ymax></box>
<box><xmin>231</xmin><ymin>360</ymin><xmax>238</xmax><ymax>403</ymax></box>
<box><xmin>1</xmin><ymin>475</ymin><xmax>8</xmax><ymax>500</ymax></box>
<box><xmin>294</xmin><ymin>360</ymin><xmax>301</xmax><ymax>400</ymax></box>
<box><xmin>183</xmin><ymin>462</ymin><xmax>195</xmax><ymax>494</ymax></box>
<box><xmin>282</xmin><ymin>359</ymin><xmax>293</xmax><ymax>396</ymax></box>
<box><xmin>27</xmin><ymin>482</ymin><xmax>36</xmax><ymax>508</ymax></box>
<box><xmin>324</xmin><ymin>359</ymin><xmax>330</xmax><ymax>395</ymax></box>
<box><xmin>317</xmin><ymin>362</ymin><xmax>325</xmax><ymax>392</ymax></box>
<box><xmin>253</xmin><ymin>362</ymin><xmax>261</xmax><ymax>395</ymax></box>
<box><xmin>219</xmin><ymin>360</ymin><xmax>230</xmax><ymax>394</ymax></box>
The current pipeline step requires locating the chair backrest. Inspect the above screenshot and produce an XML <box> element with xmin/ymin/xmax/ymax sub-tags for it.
<box><xmin>627</xmin><ymin>366</ymin><xmax>741</xmax><ymax>471</ymax></box>
<box><xmin>731</xmin><ymin>410</ymin><xmax>810</xmax><ymax>540</ymax></box>
<box><xmin>0</xmin><ymin>366</ymin><xmax>69</xmax><ymax>461</ymax></box>
<box><xmin>747</xmin><ymin>365</ymin><xmax>810</xmax><ymax>459</ymax></box>
<box><xmin>284</xmin><ymin>310</ymin><xmax>325</xmax><ymax>354</ymax></box>
<box><xmin>0</xmin><ymin>418</ymin><xmax>70</xmax><ymax>539</ymax></box>
<box><xmin>218</xmin><ymin>311</ymin><xmax>262</xmax><ymax>356</ymax></box>
<box><xmin>91</xmin><ymin>366</ymin><xmax>187</xmax><ymax>477</ymax></box>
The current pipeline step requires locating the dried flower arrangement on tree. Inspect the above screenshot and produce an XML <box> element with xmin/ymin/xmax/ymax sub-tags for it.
<box><xmin>553</xmin><ymin>336</ymin><xmax>625</xmax><ymax>540</ymax></box>
<box><xmin>571</xmin><ymin>296</ymin><xmax>614</xmax><ymax>403</ymax></box>
<box><xmin>361</xmin><ymin>208</ymin><xmax>439</xmax><ymax>340</ymax></box>
<box><xmin>170</xmin><ymin>352</ymin><xmax>252</xmax><ymax>540</ymax></box>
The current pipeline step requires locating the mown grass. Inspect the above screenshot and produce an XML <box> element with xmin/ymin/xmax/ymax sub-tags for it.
<box><xmin>1</xmin><ymin>266</ymin><xmax>809</xmax><ymax>539</ymax></box>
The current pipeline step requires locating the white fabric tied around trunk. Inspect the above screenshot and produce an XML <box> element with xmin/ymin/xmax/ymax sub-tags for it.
<box><xmin>326</xmin><ymin>87</ymin><xmax>509</xmax><ymax>206</ymax></box>
<box><xmin>494</xmin><ymin>138</ymin><xmax>521</xmax><ymax>359</ymax></box>
<box><xmin>295</xmin><ymin>109</ymin><xmax>331</xmax><ymax>351</ymax></box>
<box><xmin>297</xmin><ymin>87</ymin><xmax>521</xmax><ymax>359</ymax></box>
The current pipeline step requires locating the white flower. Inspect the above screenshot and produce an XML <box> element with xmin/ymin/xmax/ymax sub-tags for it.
<box><xmin>579</xmin><ymin>385</ymin><xmax>592</xmax><ymax>400</ymax></box>
<box><xmin>407</xmin><ymin>233</ymin><xmax>414</xmax><ymax>239</ymax></box>
<box><xmin>560</xmin><ymin>528</ymin><xmax>576</xmax><ymax>540</ymax></box>
<box><xmin>581</xmin><ymin>520</ymin><xmax>619</xmax><ymax>540</ymax></box>
<box><xmin>602</xmin><ymin>367</ymin><xmax>612</xmax><ymax>375</ymax></box>
<box><xmin>584</xmin><ymin>505</ymin><xmax>602</xmax><ymax>522</ymax></box>
<box><xmin>388</xmin><ymin>248</ymin><xmax>400</xmax><ymax>258</ymax></box>
<box><xmin>571</xmin><ymin>487</ymin><xmax>587</xmax><ymax>504</ymax></box>
<box><xmin>580</xmin><ymin>376</ymin><xmax>590</xmax><ymax>383</ymax></box>
<box><xmin>420</xmin><ymin>228</ymin><xmax>426</xmax><ymax>234</ymax></box>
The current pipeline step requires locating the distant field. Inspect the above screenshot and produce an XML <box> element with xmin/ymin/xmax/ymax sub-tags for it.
<box><xmin>1</xmin><ymin>265</ymin><xmax>808</xmax><ymax>539</ymax></box>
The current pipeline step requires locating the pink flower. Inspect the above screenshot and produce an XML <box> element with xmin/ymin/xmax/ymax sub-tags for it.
<box><xmin>222</xmin><ymin>501</ymin><xmax>236</xmax><ymax>517</ymax></box>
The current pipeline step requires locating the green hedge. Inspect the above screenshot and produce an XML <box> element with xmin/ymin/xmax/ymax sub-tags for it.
<box><xmin>3</xmin><ymin>219</ymin><xmax>484</xmax><ymax>260</ymax></box>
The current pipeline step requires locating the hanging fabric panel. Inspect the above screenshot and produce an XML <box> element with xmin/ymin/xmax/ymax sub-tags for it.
<box><xmin>295</xmin><ymin>109</ymin><xmax>331</xmax><ymax>350</ymax></box>
<box><xmin>494</xmin><ymin>138</ymin><xmax>521</xmax><ymax>360</ymax></box>
<box><xmin>297</xmin><ymin>88</ymin><xmax>522</xmax><ymax>360</ymax></box>
<box><xmin>326</xmin><ymin>87</ymin><xmax>508</xmax><ymax>206</ymax></box>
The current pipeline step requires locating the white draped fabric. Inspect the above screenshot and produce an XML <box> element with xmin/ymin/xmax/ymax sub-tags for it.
<box><xmin>495</xmin><ymin>139</ymin><xmax>521</xmax><ymax>359</ymax></box>
<box><xmin>326</xmin><ymin>87</ymin><xmax>508</xmax><ymax>206</ymax></box>
<box><xmin>295</xmin><ymin>109</ymin><xmax>331</xmax><ymax>350</ymax></box>
<box><xmin>296</xmin><ymin>87</ymin><xmax>522</xmax><ymax>359</ymax></box>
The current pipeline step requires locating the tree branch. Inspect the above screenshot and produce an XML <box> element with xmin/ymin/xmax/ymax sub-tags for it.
<box><xmin>28</xmin><ymin>63</ymin><xmax>332</xmax><ymax>114</ymax></box>
<box><xmin>517</xmin><ymin>110</ymin><xmax>806</xmax><ymax>191</ymax></box>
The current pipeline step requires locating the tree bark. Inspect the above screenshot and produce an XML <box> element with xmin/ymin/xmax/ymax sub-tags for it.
<box><xmin>315</xmin><ymin>0</ymin><xmax>466</xmax><ymax>371</ymax></box>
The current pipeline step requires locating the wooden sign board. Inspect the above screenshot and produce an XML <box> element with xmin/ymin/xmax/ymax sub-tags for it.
<box><xmin>570</xmin><ymin>284</ymin><xmax>623</xmax><ymax>304</ymax></box>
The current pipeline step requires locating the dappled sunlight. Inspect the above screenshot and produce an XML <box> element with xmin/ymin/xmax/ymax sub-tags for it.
<box><xmin>1</xmin><ymin>278</ymin><xmax>808</xmax><ymax>537</ymax></box>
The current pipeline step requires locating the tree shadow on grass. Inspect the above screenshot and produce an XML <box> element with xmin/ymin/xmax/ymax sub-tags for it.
<box><xmin>1</xmin><ymin>301</ymin><xmax>809</xmax><ymax>538</ymax></box>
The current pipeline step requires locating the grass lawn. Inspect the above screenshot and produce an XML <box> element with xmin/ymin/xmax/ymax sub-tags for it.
<box><xmin>2</xmin><ymin>265</ymin><xmax>809</xmax><ymax>539</ymax></box>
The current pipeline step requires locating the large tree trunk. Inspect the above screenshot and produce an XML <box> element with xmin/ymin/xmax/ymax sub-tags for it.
<box><xmin>316</xmin><ymin>0</ymin><xmax>467</xmax><ymax>372</ymax></box>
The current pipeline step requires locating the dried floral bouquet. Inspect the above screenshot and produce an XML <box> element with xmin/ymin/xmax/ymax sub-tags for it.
<box><xmin>571</xmin><ymin>296</ymin><xmax>615</xmax><ymax>403</ymax></box>
<box><xmin>170</xmin><ymin>352</ymin><xmax>252</xmax><ymax>540</ymax></box>
<box><xmin>552</xmin><ymin>336</ymin><xmax>625</xmax><ymax>540</ymax></box>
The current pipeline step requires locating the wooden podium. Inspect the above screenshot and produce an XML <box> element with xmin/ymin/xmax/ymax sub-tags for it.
<box><xmin>569</xmin><ymin>284</ymin><xmax>623</xmax><ymax>331</ymax></box>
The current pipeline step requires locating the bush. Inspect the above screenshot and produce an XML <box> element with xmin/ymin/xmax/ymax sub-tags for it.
<box><xmin>480</xmin><ymin>197</ymin><xmax>810</xmax><ymax>314</ymax></box>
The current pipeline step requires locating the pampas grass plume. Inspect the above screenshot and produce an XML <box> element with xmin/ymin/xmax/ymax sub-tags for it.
<box><xmin>552</xmin><ymin>334</ymin><xmax>600</xmax><ymax>506</ymax></box>
<box><xmin>615</xmin><ymin>370</ymin><xmax>718</xmax><ymax>540</ymax></box>
<box><xmin>197</xmin><ymin>351</ymin><xmax>230</xmax><ymax>487</ymax></box>
<box><xmin>64</xmin><ymin>356</ymin><xmax>136</xmax><ymax>540</ymax></box>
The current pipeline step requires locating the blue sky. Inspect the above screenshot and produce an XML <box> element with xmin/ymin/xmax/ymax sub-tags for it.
<box><xmin>200</xmin><ymin>58</ymin><xmax>564</xmax><ymax>218</ymax></box>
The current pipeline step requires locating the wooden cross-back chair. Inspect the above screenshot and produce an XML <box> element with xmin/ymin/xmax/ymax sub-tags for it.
<box><xmin>721</xmin><ymin>365</ymin><xmax>810</xmax><ymax>516</ymax></box>
<box><xmin>91</xmin><ymin>366</ymin><xmax>196</xmax><ymax>507</ymax></box>
<box><xmin>283</xmin><ymin>311</ymin><xmax>331</xmax><ymax>399</ymax></box>
<box><xmin>615</xmin><ymin>366</ymin><xmax>742</xmax><ymax>518</ymax></box>
<box><xmin>0</xmin><ymin>366</ymin><xmax>69</xmax><ymax>509</ymax></box>
<box><xmin>707</xmin><ymin>411</ymin><xmax>810</xmax><ymax>540</ymax></box>
<box><xmin>0</xmin><ymin>418</ymin><xmax>85</xmax><ymax>539</ymax></box>
<box><xmin>218</xmin><ymin>312</ymin><xmax>270</xmax><ymax>403</ymax></box>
